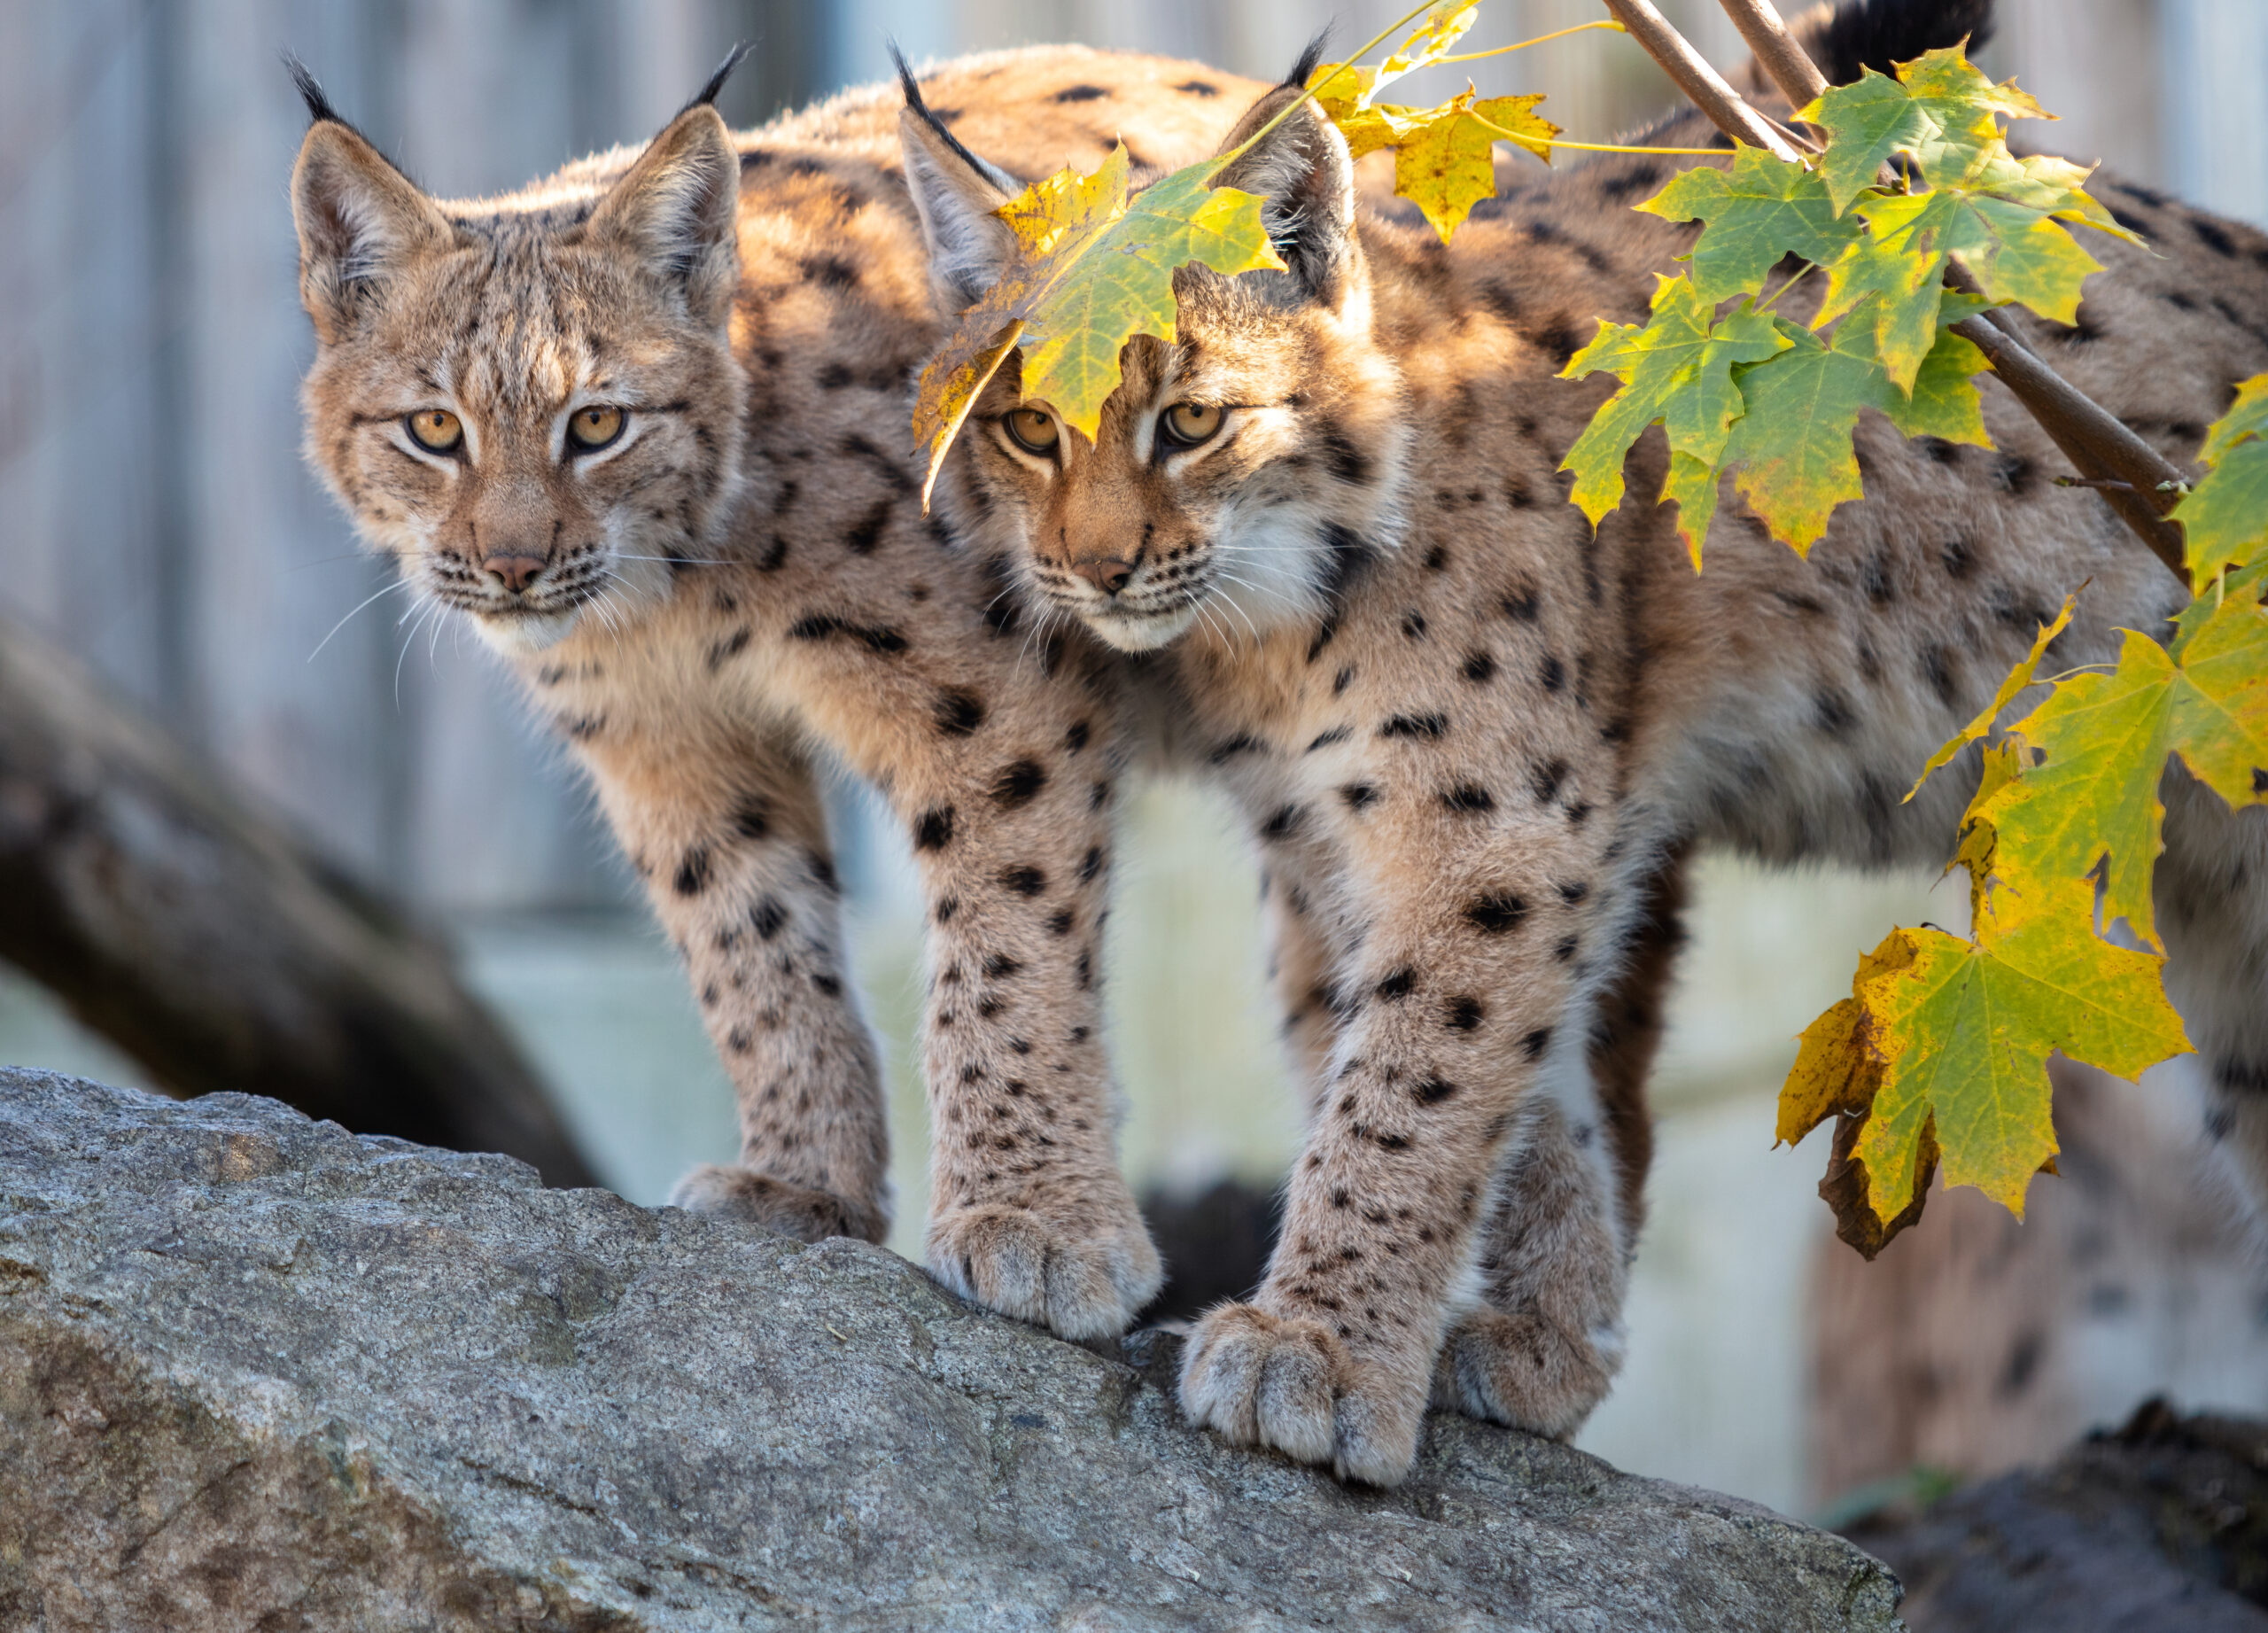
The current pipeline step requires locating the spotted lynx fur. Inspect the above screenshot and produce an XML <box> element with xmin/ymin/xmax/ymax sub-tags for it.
<box><xmin>290</xmin><ymin>50</ymin><xmax>1308</xmax><ymax>1338</ymax></box>
<box><xmin>905</xmin><ymin>1</ymin><xmax>2268</xmax><ymax>1481</ymax></box>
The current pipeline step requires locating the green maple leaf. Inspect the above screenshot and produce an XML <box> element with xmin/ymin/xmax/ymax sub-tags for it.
<box><xmin>1806</xmin><ymin>47</ymin><xmax>2057</xmax><ymax>215</ymax></box>
<box><xmin>1970</xmin><ymin>584</ymin><xmax>2268</xmax><ymax>949</ymax></box>
<box><xmin>1558</xmin><ymin>275</ymin><xmax>1789</xmax><ymax>563</ymax></box>
<box><xmin>912</xmin><ymin>144</ymin><xmax>1285</xmax><ymax>495</ymax></box>
<box><xmin>1842</xmin><ymin>898</ymin><xmax>2187</xmax><ymax>1221</ymax></box>
<box><xmin>1639</xmin><ymin>148</ymin><xmax>1860</xmax><ymax>302</ymax></box>
<box><xmin>2172</xmin><ymin>374</ymin><xmax>2268</xmax><ymax>581</ymax></box>
<box><xmin>1718</xmin><ymin>310</ymin><xmax>1991</xmax><ymax>552</ymax></box>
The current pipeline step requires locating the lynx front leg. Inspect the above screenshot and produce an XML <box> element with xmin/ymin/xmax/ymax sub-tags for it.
<box><xmin>1435</xmin><ymin>858</ymin><xmax>1685</xmax><ymax>1439</ymax></box>
<box><xmin>1181</xmin><ymin>800</ymin><xmax>1609</xmax><ymax>1484</ymax></box>
<box><xmin>574</xmin><ymin>717</ymin><xmax>889</xmax><ymax>1243</ymax></box>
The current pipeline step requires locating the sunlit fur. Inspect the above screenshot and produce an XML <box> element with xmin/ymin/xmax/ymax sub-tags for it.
<box><xmin>914</xmin><ymin>3</ymin><xmax>2268</xmax><ymax>1486</ymax></box>
<box><xmin>292</xmin><ymin>49</ymin><xmax>1317</xmax><ymax>1339</ymax></box>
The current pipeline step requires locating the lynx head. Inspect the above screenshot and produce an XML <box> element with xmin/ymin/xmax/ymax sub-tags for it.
<box><xmin>902</xmin><ymin>69</ymin><xmax>1408</xmax><ymax>653</ymax></box>
<box><xmin>291</xmin><ymin>62</ymin><xmax>746</xmax><ymax>654</ymax></box>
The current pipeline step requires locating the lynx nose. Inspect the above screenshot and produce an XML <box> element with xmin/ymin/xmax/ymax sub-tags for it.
<box><xmin>1072</xmin><ymin>557</ymin><xmax>1134</xmax><ymax>596</ymax></box>
<box><xmin>483</xmin><ymin>554</ymin><xmax>548</xmax><ymax>594</ymax></box>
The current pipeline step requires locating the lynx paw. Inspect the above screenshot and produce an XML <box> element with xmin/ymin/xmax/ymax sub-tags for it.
<box><xmin>926</xmin><ymin>1195</ymin><xmax>1163</xmax><ymax>1341</ymax></box>
<box><xmin>670</xmin><ymin>1163</ymin><xmax>886</xmax><ymax>1245</ymax></box>
<box><xmin>1178</xmin><ymin>1303</ymin><xmax>1423</xmax><ymax>1485</ymax></box>
<box><xmin>1430</xmin><ymin>1304</ymin><xmax>1620</xmax><ymax>1440</ymax></box>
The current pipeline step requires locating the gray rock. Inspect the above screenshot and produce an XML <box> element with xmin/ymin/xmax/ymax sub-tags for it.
<box><xmin>0</xmin><ymin>1069</ymin><xmax>1902</xmax><ymax>1631</ymax></box>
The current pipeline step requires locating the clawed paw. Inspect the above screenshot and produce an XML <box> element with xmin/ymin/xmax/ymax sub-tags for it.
<box><xmin>670</xmin><ymin>1163</ymin><xmax>887</xmax><ymax>1245</ymax></box>
<box><xmin>1430</xmin><ymin>1304</ymin><xmax>1620</xmax><ymax>1440</ymax></box>
<box><xmin>927</xmin><ymin>1196</ymin><xmax>1163</xmax><ymax>1341</ymax></box>
<box><xmin>1177</xmin><ymin>1303</ymin><xmax>1424</xmax><ymax>1485</ymax></box>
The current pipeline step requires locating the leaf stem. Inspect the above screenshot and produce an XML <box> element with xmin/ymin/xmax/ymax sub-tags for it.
<box><xmin>1751</xmin><ymin>257</ymin><xmax>1817</xmax><ymax>315</ymax></box>
<box><xmin>1432</xmin><ymin>19</ymin><xmax>1627</xmax><ymax>66</ymax></box>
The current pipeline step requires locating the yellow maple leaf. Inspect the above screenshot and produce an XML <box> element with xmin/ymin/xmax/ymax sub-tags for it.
<box><xmin>1906</xmin><ymin>596</ymin><xmax>2074</xmax><ymax>799</ymax></box>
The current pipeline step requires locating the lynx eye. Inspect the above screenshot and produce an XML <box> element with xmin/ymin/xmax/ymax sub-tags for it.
<box><xmin>406</xmin><ymin>408</ymin><xmax>462</xmax><ymax>454</ymax></box>
<box><xmin>1003</xmin><ymin>408</ymin><xmax>1060</xmax><ymax>455</ymax></box>
<box><xmin>1160</xmin><ymin>401</ymin><xmax>1223</xmax><ymax>448</ymax></box>
<box><xmin>567</xmin><ymin>405</ymin><xmax>626</xmax><ymax>452</ymax></box>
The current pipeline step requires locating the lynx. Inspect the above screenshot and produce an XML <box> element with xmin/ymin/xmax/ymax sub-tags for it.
<box><xmin>905</xmin><ymin>0</ymin><xmax>2268</xmax><ymax>1482</ymax></box>
<box><xmin>290</xmin><ymin>48</ymin><xmax>1293</xmax><ymax>1339</ymax></box>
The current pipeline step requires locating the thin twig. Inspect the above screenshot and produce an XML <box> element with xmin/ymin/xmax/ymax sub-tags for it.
<box><xmin>1714</xmin><ymin>0</ymin><xmax>1829</xmax><ymax>112</ymax></box>
<box><xmin>1598</xmin><ymin>0</ymin><xmax>1804</xmax><ymax>161</ymax></box>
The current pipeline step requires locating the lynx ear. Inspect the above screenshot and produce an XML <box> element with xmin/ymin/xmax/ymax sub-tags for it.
<box><xmin>291</xmin><ymin>115</ymin><xmax>458</xmax><ymax>344</ymax></box>
<box><xmin>895</xmin><ymin>53</ymin><xmax>1020</xmax><ymax>311</ymax></box>
<box><xmin>586</xmin><ymin>103</ymin><xmax>742</xmax><ymax>330</ymax></box>
<box><xmin>1209</xmin><ymin>83</ymin><xmax>1361</xmax><ymax>310</ymax></box>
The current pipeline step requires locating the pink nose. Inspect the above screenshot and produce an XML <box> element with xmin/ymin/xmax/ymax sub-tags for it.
<box><xmin>483</xmin><ymin>555</ymin><xmax>547</xmax><ymax>594</ymax></box>
<box><xmin>1072</xmin><ymin>558</ymin><xmax>1134</xmax><ymax>595</ymax></box>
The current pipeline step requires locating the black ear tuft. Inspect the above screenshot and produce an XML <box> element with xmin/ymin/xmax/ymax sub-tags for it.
<box><xmin>1812</xmin><ymin>0</ymin><xmax>1995</xmax><ymax>87</ymax></box>
<box><xmin>892</xmin><ymin>40</ymin><xmax>1021</xmax><ymax>197</ymax></box>
<box><xmin>686</xmin><ymin>43</ymin><xmax>753</xmax><ymax>114</ymax></box>
<box><xmin>284</xmin><ymin>54</ymin><xmax>341</xmax><ymax>127</ymax></box>
<box><xmin>1285</xmin><ymin>28</ymin><xmax>1332</xmax><ymax>90</ymax></box>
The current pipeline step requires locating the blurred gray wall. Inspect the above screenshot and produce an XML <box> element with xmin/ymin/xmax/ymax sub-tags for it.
<box><xmin>3</xmin><ymin>0</ymin><xmax>2258</xmax><ymax>920</ymax></box>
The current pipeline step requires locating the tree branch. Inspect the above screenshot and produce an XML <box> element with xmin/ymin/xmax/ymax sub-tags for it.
<box><xmin>1597</xmin><ymin>0</ymin><xmax>1805</xmax><ymax>162</ymax></box>
<box><xmin>0</xmin><ymin>614</ymin><xmax>596</xmax><ymax>1186</ymax></box>
<box><xmin>1610</xmin><ymin>0</ymin><xmax>2194</xmax><ymax>587</ymax></box>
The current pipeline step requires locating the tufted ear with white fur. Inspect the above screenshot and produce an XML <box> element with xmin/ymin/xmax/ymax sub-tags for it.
<box><xmin>895</xmin><ymin>58</ymin><xmax>1021</xmax><ymax>312</ymax></box>
<box><xmin>586</xmin><ymin>103</ymin><xmax>742</xmax><ymax>330</ymax></box>
<box><xmin>1208</xmin><ymin>85</ymin><xmax>1362</xmax><ymax>311</ymax></box>
<box><xmin>291</xmin><ymin>117</ymin><xmax>461</xmax><ymax>344</ymax></box>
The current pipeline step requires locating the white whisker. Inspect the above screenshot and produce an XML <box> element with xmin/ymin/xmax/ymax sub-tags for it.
<box><xmin>307</xmin><ymin>578</ymin><xmax>413</xmax><ymax>663</ymax></box>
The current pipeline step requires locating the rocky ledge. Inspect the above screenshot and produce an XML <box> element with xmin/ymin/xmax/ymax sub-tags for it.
<box><xmin>0</xmin><ymin>1069</ymin><xmax>1900</xmax><ymax>1630</ymax></box>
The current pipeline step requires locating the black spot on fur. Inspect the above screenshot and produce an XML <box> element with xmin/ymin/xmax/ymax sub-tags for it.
<box><xmin>1174</xmin><ymin>79</ymin><xmax>1218</xmax><ymax>96</ymax></box>
<box><xmin>843</xmin><ymin>499</ymin><xmax>894</xmax><ymax>554</ymax></box>
<box><xmin>1306</xmin><ymin>726</ymin><xmax>1351</xmax><ymax>752</ymax></box>
<box><xmin>2194</xmin><ymin>217</ymin><xmax>2239</xmax><ymax>258</ymax></box>
<box><xmin>1445</xmin><ymin>997</ymin><xmax>1484</xmax><ymax>1031</ymax></box>
<box><xmin>1441</xmin><ymin>783</ymin><xmax>1494</xmax><ymax>813</ymax></box>
<box><xmin>1413</xmin><ymin>1075</ymin><xmax>1459</xmax><ymax>1106</ymax></box>
<box><xmin>984</xmin><ymin>953</ymin><xmax>1023</xmax><ymax>979</ymax></box>
<box><xmin>1500</xmin><ymin>582</ymin><xmax>1541</xmax><ymax>621</ymax></box>
<box><xmin>1520</xmin><ymin>1027</ymin><xmax>1553</xmax><ymax>1060</ymax></box>
<box><xmin>1262</xmin><ymin>804</ymin><xmax>1304</xmax><ymax>841</ymax></box>
<box><xmin>1462</xmin><ymin>650</ymin><xmax>1496</xmax><ymax>683</ymax></box>
<box><xmin>705</xmin><ymin>627</ymin><xmax>750</xmax><ymax>670</ymax></box>
<box><xmin>1000</xmin><ymin>865</ymin><xmax>1047</xmax><ymax>897</ymax></box>
<box><xmin>935</xmin><ymin>688</ymin><xmax>987</xmax><ymax>737</ymax></box>
<box><xmin>1540</xmin><ymin>654</ymin><xmax>1565</xmax><ymax>693</ymax></box>
<box><xmin>1209</xmin><ymin>734</ymin><xmax>1262</xmax><ymax>764</ymax></box>
<box><xmin>913</xmin><ymin>807</ymin><xmax>955</xmax><ymax>851</ymax></box>
<box><xmin>1078</xmin><ymin>846</ymin><xmax>1105</xmax><ymax>883</ymax></box>
<box><xmin>1991</xmin><ymin>454</ymin><xmax>2039</xmax><ymax>498</ymax></box>
<box><xmin>800</xmin><ymin>255</ymin><xmax>858</xmax><ymax>289</ymax></box>
<box><xmin>733</xmin><ymin>803</ymin><xmax>771</xmax><ymax>842</ymax></box>
<box><xmin>1465</xmin><ymin>893</ymin><xmax>1527</xmax><ymax>934</ymax></box>
<box><xmin>1063</xmin><ymin>720</ymin><xmax>1091</xmax><ymax>751</ymax></box>
<box><xmin>1379</xmin><ymin>712</ymin><xmax>1447</xmax><ymax>741</ymax></box>
<box><xmin>1333</xmin><ymin>665</ymin><xmax>1356</xmax><ymax>696</ymax></box>
<box><xmin>788</xmin><ymin>614</ymin><xmax>907</xmax><ymax>653</ymax></box>
<box><xmin>1423</xmin><ymin>545</ymin><xmax>1449</xmax><ymax>572</ymax></box>
<box><xmin>1921</xmin><ymin>644</ymin><xmax>1961</xmax><ymax>711</ymax></box>
<box><xmin>991</xmin><ymin>759</ymin><xmax>1047</xmax><ymax>809</ymax></box>
<box><xmin>1305</xmin><ymin>612</ymin><xmax>1340</xmax><ymax>664</ymax></box>
<box><xmin>1529</xmin><ymin>758</ymin><xmax>1568</xmax><ymax>804</ymax></box>
<box><xmin>1941</xmin><ymin>534</ymin><xmax>1978</xmax><ymax>579</ymax></box>
<box><xmin>1814</xmin><ymin>687</ymin><xmax>1856</xmax><ymax>735</ymax></box>
<box><xmin>1401</xmin><ymin>610</ymin><xmax>1428</xmax><ymax>641</ymax></box>
<box><xmin>1557</xmin><ymin>880</ymin><xmax>1589</xmax><ymax>904</ymax></box>
<box><xmin>673</xmin><ymin>847</ymin><xmax>711</xmax><ymax>896</ymax></box>
<box><xmin>1052</xmin><ymin>83</ymin><xmax>1109</xmax><ymax>103</ymax></box>
<box><xmin>1376</xmin><ymin>967</ymin><xmax>1417</xmax><ymax>1001</ymax></box>
<box><xmin>1340</xmin><ymin>782</ymin><xmax>1380</xmax><ymax>813</ymax></box>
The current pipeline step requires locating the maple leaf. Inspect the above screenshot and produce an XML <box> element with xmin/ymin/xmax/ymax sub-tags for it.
<box><xmin>911</xmin><ymin>145</ymin><xmax>1284</xmax><ymax>500</ymax></box>
<box><xmin>1906</xmin><ymin>596</ymin><xmax>2075</xmax><ymax>798</ymax></box>
<box><xmin>1806</xmin><ymin>47</ymin><xmax>2055</xmax><ymax>216</ymax></box>
<box><xmin>1309</xmin><ymin>3</ymin><xmax>1480</xmax><ymax>117</ymax></box>
<box><xmin>1968</xmin><ymin>584</ymin><xmax>2268</xmax><ymax>949</ymax></box>
<box><xmin>1639</xmin><ymin>147</ymin><xmax>1860</xmax><ymax>303</ymax></box>
<box><xmin>2171</xmin><ymin>373</ymin><xmax>2268</xmax><ymax>581</ymax></box>
<box><xmin>1327</xmin><ymin>91</ymin><xmax>1558</xmax><ymax>243</ymax></box>
<box><xmin>1848</xmin><ymin>900</ymin><xmax>2186</xmax><ymax>1222</ymax></box>
<box><xmin>1558</xmin><ymin>275</ymin><xmax>1788</xmax><ymax>564</ymax></box>
<box><xmin>1717</xmin><ymin>309</ymin><xmax>1990</xmax><ymax>552</ymax></box>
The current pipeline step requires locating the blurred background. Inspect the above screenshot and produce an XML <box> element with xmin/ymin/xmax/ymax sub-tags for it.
<box><xmin>4</xmin><ymin>0</ymin><xmax>2266</xmax><ymax>1528</ymax></box>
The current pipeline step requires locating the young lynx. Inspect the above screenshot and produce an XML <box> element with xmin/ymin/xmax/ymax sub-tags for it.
<box><xmin>291</xmin><ymin>48</ymin><xmax>1288</xmax><ymax>1338</ymax></box>
<box><xmin>905</xmin><ymin>0</ymin><xmax>2268</xmax><ymax>1482</ymax></box>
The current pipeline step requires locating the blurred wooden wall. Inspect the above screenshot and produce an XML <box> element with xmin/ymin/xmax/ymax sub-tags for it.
<box><xmin>2</xmin><ymin>0</ymin><xmax>2260</xmax><ymax>922</ymax></box>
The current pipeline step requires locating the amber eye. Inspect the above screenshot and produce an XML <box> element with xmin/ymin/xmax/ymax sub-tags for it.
<box><xmin>1003</xmin><ymin>407</ymin><xmax>1060</xmax><ymax>455</ymax></box>
<box><xmin>567</xmin><ymin>405</ymin><xmax>626</xmax><ymax>452</ymax></box>
<box><xmin>1160</xmin><ymin>401</ymin><xmax>1223</xmax><ymax>447</ymax></box>
<box><xmin>406</xmin><ymin>408</ymin><xmax>462</xmax><ymax>454</ymax></box>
